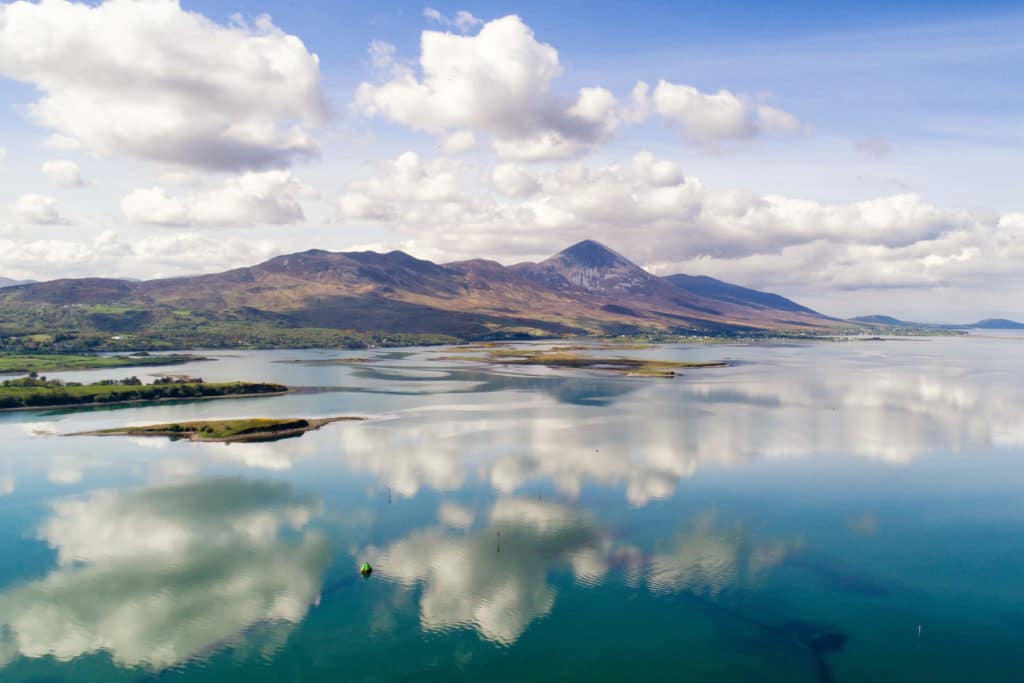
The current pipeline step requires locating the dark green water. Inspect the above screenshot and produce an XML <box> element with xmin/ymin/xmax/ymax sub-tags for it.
<box><xmin>1</xmin><ymin>336</ymin><xmax>1023</xmax><ymax>681</ymax></box>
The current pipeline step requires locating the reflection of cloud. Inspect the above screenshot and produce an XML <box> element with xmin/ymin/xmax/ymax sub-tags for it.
<box><xmin>0</xmin><ymin>479</ymin><xmax>329</xmax><ymax>671</ymax></box>
<box><xmin>343</xmin><ymin>352</ymin><xmax>1024</xmax><ymax>506</ymax></box>
<box><xmin>198</xmin><ymin>438</ymin><xmax>321</xmax><ymax>472</ymax></box>
<box><xmin>46</xmin><ymin>453</ymin><xmax>109</xmax><ymax>486</ymax></box>
<box><xmin>647</xmin><ymin>516</ymin><xmax>797</xmax><ymax>596</ymax></box>
<box><xmin>370</xmin><ymin>498</ymin><xmax>613</xmax><ymax>645</ymax></box>
<box><xmin>438</xmin><ymin>501</ymin><xmax>474</xmax><ymax>529</ymax></box>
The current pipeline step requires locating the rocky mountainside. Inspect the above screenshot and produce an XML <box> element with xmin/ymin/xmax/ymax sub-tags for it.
<box><xmin>0</xmin><ymin>240</ymin><xmax>840</xmax><ymax>346</ymax></box>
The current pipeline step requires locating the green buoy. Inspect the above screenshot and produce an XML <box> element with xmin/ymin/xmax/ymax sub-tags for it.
<box><xmin>360</xmin><ymin>562</ymin><xmax>373</xmax><ymax>576</ymax></box>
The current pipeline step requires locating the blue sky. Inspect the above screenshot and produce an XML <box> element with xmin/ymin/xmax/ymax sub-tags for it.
<box><xmin>0</xmin><ymin>0</ymin><xmax>1021</xmax><ymax>320</ymax></box>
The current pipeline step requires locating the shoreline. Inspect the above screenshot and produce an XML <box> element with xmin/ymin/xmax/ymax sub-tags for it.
<box><xmin>0</xmin><ymin>389</ymin><xmax>292</xmax><ymax>414</ymax></box>
<box><xmin>67</xmin><ymin>415</ymin><xmax>362</xmax><ymax>442</ymax></box>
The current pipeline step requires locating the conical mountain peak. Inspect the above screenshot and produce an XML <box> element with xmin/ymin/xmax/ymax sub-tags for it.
<box><xmin>540</xmin><ymin>240</ymin><xmax>653</xmax><ymax>293</ymax></box>
<box><xmin>546</xmin><ymin>240</ymin><xmax>634</xmax><ymax>269</ymax></box>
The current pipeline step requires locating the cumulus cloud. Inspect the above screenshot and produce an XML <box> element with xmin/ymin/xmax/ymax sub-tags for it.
<box><xmin>121</xmin><ymin>170</ymin><xmax>311</xmax><ymax>227</ymax></box>
<box><xmin>0</xmin><ymin>0</ymin><xmax>327</xmax><ymax>171</ymax></box>
<box><xmin>9</xmin><ymin>193</ymin><xmax>67</xmax><ymax>224</ymax></box>
<box><xmin>355</xmin><ymin>15</ymin><xmax>620</xmax><ymax>161</ymax></box>
<box><xmin>634</xmin><ymin>80</ymin><xmax>808</xmax><ymax>146</ymax></box>
<box><xmin>492</xmin><ymin>163</ymin><xmax>541</xmax><ymax>197</ymax></box>
<box><xmin>41</xmin><ymin>159</ymin><xmax>85</xmax><ymax>187</ymax></box>
<box><xmin>423</xmin><ymin>8</ymin><xmax>484</xmax><ymax>33</ymax></box>
<box><xmin>0</xmin><ymin>229</ymin><xmax>280</xmax><ymax>280</ymax></box>
<box><xmin>440</xmin><ymin>129</ymin><xmax>476</xmax><ymax>154</ymax></box>
<box><xmin>338</xmin><ymin>152</ymin><xmax>462</xmax><ymax>221</ymax></box>
<box><xmin>336</xmin><ymin>149</ymin><xmax>1009</xmax><ymax>294</ymax></box>
<box><xmin>0</xmin><ymin>479</ymin><xmax>329</xmax><ymax>670</ymax></box>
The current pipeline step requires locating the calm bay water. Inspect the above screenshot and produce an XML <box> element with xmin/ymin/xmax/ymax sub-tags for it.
<box><xmin>1</xmin><ymin>335</ymin><xmax>1023</xmax><ymax>681</ymax></box>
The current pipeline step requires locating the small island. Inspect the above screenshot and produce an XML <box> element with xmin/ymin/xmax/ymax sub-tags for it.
<box><xmin>0</xmin><ymin>352</ymin><xmax>210</xmax><ymax>375</ymax></box>
<box><xmin>0</xmin><ymin>375</ymin><xmax>288</xmax><ymax>411</ymax></box>
<box><xmin>438</xmin><ymin>347</ymin><xmax>728</xmax><ymax>377</ymax></box>
<box><xmin>69</xmin><ymin>416</ymin><xmax>362</xmax><ymax>443</ymax></box>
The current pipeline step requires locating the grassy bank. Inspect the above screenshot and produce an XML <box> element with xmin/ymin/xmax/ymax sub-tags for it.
<box><xmin>0</xmin><ymin>376</ymin><xmax>288</xmax><ymax>410</ymax></box>
<box><xmin>439</xmin><ymin>347</ymin><xmax>728</xmax><ymax>377</ymax></box>
<box><xmin>72</xmin><ymin>416</ymin><xmax>361</xmax><ymax>442</ymax></box>
<box><xmin>0</xmin><ymin>353</ymin><xmax>208</xmax><ymax>374</ymax></box>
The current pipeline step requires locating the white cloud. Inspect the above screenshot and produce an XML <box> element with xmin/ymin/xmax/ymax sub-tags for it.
<box><xmin>0</xmin><ymin>0</ymin><xmax>327</xmax><ymax>171</ymax></box>
<box><xmin>338</xmin><ymin>152</ymin><xmax>462</xmax><ymax>221</ymax></box>
<box><xmin>41</xmin><ymin>159</ymin><xmax>85</xmax><ymax>187</ymax></box>
<box><xmin>121</xmin><ymin>170</ymin><xmax>310</xmax><ymax>227</ymax></box>
<box><xmin>0</xmin><ymin>147</ymin><xmax>6</xmax><ymax>164</ymax></box>
<box><xmin>0</xmin><ymin>475</ymin><xmax>13</xmax><ymax>496</ymax></box>
<box><xmin>355</xmin><ymin>15</ymin><xmax>619</xmax><ymax>161</ymax></box>
<box><xmin>9</xmin><ymin>193</ymin><xmax>67</xmax><ymax>224</ymax></box>
<box><xmin>43</xmin><ymin>133</ymin><xmax>81</xmax><ymax>151</ymax></box>
<box><xmin>368</xmin><ymin>39</ymin><xmax>397</xmax><ymax>69</ymax></box>
<box><xmin>0</xmin><ymin>229</ymin><xmax>279</xmax><ymax>280</ymax></box>
<box><xmin>440</xmin><ymin>129</ymin><xmax>476</xmax><ymax>154</ymax></box>
<box><xmin>492</xmin><ymin>163</ymin><xmax>540</xmax><ymax>197</ymax></box>
<box><xmin>635</xmin><ymin>80</ymin><xmax>807</xmax><ymax>146</ymax></box>
<box><xmin>337</xmin><ymin>150</ymin><xmax>1007</xmax><ymax>295</ymax></box>
<box><xmin>423</xmin><ymin>7</ymin><xmax>484</xmax><ymax>33</ymax></box>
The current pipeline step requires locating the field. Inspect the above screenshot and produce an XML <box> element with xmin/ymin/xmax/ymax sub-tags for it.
<box><xmin>0</xmin><ymin>377</ymin><xmax>288</xmax><ymax>410</ymax></box>
<box><xmin>0</xmin><ymin>353</ymin><xmax>207</xmax><ymax>374</ymax></box>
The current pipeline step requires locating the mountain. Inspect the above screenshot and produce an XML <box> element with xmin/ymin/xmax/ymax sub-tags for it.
<box><xmin>970</xmin><ymin>318</ymin><xmax>1024</xmax><ymax>330</ymax></box>
<box><xmin>849</xmin><ymin>315</ymin><xmax>927</xmax><ymax>328</ymax></box>
<box><xmin>0</xmin><ymin>240</ymin><xmax>841</xmax><ymax>350</ymax></box>
<box><xmin>0</xmin><ymin>277</ymin><xmax>34</xmax><ymax>288</ymax></box>
<box><xmin>664</xmin><ymin>274</ymin><xmax>823</xmax><ymax>316</ymax></box>
<box><xmin>851</xmin><ymin>315</ymin><xmax>1024</xmax><ymax>330</ymax></box>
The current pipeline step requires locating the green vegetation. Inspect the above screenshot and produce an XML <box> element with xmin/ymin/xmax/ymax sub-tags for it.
<box><xmin>273</xmin><ymin>357</ymin><xmax>372</xmax><ymax>365</ymax></box>
<box><xmin>0</xmin><ymin>375</ymin><xmax>288</xmax><ymax>410</ymax></box>
<box><xmin>438</xmin><ymin>346</ymin><xmax>728</xmax><ymax>377</ymax></box>
<box><xmin>0</xmin><ymin>302</ymin><xmax>460</xmax><ymax>352</ymax></box>
<box><xmin>0</xmin><ymin>352</ymin><xmax>207</xmax><ymax>374</ymax></box>
<box><xmin>73</xmin><ymin>416</ymin><xmax>361</xmax><ymax>442</ymax></box>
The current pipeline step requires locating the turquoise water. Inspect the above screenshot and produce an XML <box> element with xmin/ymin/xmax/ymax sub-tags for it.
<box><xmin>1</xmin><ymin>336</ymin><xmax>1024</xmax><ymax>681</ymax></box>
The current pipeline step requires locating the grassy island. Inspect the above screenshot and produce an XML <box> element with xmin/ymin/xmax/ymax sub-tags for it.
<box><xmin>438</xmin><ymin>347</ymin><xmax>728</xmax><ymax>377</ymax></box>
<box><xmin>0</xmin><ymin>352</ymin><xmax>209</xmax><ymax>375</ymax></box>
<box><xmin>70</xmin><ymin>416</ymin><xmax>361</xmax><ymax>442</ymax></box>
<box><xmin>0</xmin><ymin>375</ymin><xmax>287</xmax><ymax>411</ymax></box>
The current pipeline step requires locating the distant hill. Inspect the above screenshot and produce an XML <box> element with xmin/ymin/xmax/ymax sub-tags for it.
<box><xmin>0</xmin><ymin>277</ymin><xmax>34</xmax><ymax>288</ymax></box>
<box><xmin>850</xmin><ymin>315</ymin><xmax>928</xmax><ymax>328</ymax></box>
<box><xmin>0</xmin><ymin>240</ymin><xmax>842</xmax><ymax>350</ymax></box>
<box><xmin>970</xmin><ymin>318</ymin><xmax>1024</xmax><ymax>330</ymax></box>
<box><xmin>851</xmin><ymin>315</ymin><xmax>1024</xmax><ymax>330</ymax></box>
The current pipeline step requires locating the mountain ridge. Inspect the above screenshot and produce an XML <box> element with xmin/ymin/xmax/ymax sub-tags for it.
<box><xmin>850</xmin><ymin>315</ymin><xmax>1024</xmax><ymax>330</ymax></box>
<box><xmin>0</xmin><ymin>240</ymin><xmax>843</xmax><ymax>350</ymax></box>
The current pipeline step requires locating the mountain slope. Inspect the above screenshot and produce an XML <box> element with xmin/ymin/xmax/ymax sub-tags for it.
<box><xmin>0</xmin><ymin>278</ymin><xmax>33</xmax><ymax>288</ymax></box>
<box><xmin>665</xmin><ymin>274</ymin><xmax>822</xmax><ymax>316</ymax></box>
<box><xmin>0</xmin><ymin>240</ymin><xmax>841</xmax><ymax>349</ymax></box>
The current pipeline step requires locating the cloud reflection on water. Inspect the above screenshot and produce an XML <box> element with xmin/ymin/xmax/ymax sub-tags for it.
<box><xmin>339</xmin><ymin>356</ymin><xmax>1024</xmax><ymax>506</ymax></box>
<box><xmin>0</xmin><ymin>478</ymin><xmax>330</xmax><ymax>671</ymax></box>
